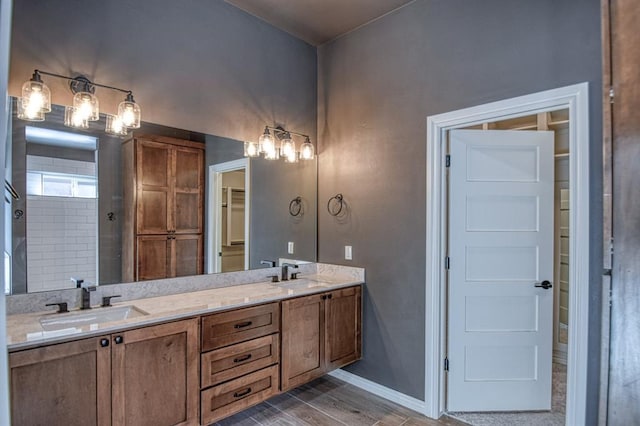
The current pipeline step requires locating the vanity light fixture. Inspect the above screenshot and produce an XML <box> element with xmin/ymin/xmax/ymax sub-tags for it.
<box><xmin>248</xmin><ymin>125</ymin><xmax>315</xmax><ymax>162</ymax></box>
<box><xmin>18</xmin><ymin>69</ymin><xmax>142</xmax><ymax>134</ymax></box>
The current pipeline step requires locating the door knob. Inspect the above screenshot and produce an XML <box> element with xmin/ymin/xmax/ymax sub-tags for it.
<box><xmin>535</xmin><ymin>280</ymin><xmax>553</xmax><ymax>289</ymax></box>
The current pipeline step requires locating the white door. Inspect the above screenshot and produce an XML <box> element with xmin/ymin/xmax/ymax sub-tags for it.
<box><xmin>447</xmin><ymin>129</ymin><xmax>554</xmax><ymax>412</ymax></box>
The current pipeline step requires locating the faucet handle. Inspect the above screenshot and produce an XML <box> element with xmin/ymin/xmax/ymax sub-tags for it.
<box><xmin>290</xmin><ymin>272</ymin><xmax>299</xmax><ymax>280</ymax></box>
<box><xmin>101</xmin><ymin>295</ymin><xmax>121</xmax><ymax>307</ymax></box>
<box><xmin>267</xmin><ymin>274</ymin><xmax>279</xmax><ymax>283</ymax></box>
<box><xmin>45</xmin><ymin>302</ymin><xmax>69</xmax><ymax>313</ymax></box>
<box><xmin>260</xmin><ymin>260</ymin><xmax>276</xmax><ymax>267</ymax></box>
<box><xmin>71</xmin><ymin>277</ymin><xmax>84</xmax><ymax>288</ymax></box>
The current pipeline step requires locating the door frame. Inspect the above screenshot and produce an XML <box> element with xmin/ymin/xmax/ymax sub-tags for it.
<box><xmin>206</xmin><ymin>158</ymin><xmax>250</xmax><ymax>273</ymax></box>
<box><xmin>425</xmin><ymin>83</ymin><xmax>590</xmax><ymax>425</ymax></box>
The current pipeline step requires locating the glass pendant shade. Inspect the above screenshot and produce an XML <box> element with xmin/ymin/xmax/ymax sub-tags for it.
<box><xmin>17</xmin><ymin>97</ymin><xmax>45</xmax><ymax>121</ymax></box>
<box><xmin>244</xmin><ymin>140</ymin><xmax>260</xmax><ymax>157</ymax></box>
<box><xmin>300</xmin><ymin>137</ymin><xmax>315</xmax><ymax>160</ymax></box>
<box><xmin>64</xmin><ymin>106</ymin><xmax>89</xmax><ymax>129</ymax></box>
<box><xmin>73</xmin><ymin>92</ymin><xmax>99</xmax><ymax>121</ymax></box>
<box><xmin>259</xmin><ymin>128</ymin><xmax>277</xmax><ymax>159</ymax></box>
<box><xmin>281</xmin><ymin>134</ymin><xmax>297</xmax><ymax>163</ymax></box>
<box><xmin>118</xmin><ymin>94</ymin><xmax>141</xmax><ymax>129</ymax></box>
<box><xmin>21</xmin><ymin>74</ymin><xmax>51</xmax><ymax>114</ymax></box>
<box><xmin>105</xmin><ymin>114</ymin><xmax>128</xmax><ymax>135</ymax></box>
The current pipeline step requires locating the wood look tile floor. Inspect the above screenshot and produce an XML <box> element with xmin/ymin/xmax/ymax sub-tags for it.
<box><xmin>213</xmin><ymin>376</ymin><xmax>468</xmax><ymax>426</ymax></box>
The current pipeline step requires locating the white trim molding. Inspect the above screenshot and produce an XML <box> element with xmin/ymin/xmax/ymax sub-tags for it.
<box><xmin>425</xmin><ymin>83</ymin><xmax>590</xmax><ymax>425</ymax></box>
<box><xmin>206</xmin><ymin>158</ymin><xmax>251</xmax><ymax>273</ymax></box>
<box><xmin>328</xmin><ymin>369</ymin><xmax>427</xmax><ymax>414</ymax></box>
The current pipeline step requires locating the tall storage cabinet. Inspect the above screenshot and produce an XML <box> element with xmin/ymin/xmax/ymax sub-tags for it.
<box><xmin>122</xmin><ymin>135</ymin><xmax>204</xmax><ymax>282</ymax></box>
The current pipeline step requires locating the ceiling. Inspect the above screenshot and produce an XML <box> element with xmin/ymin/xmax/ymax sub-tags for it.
<box><xmin>225</xmin><ymin>0</ymin><xmax>414</xmax><ymax>46</ymax></box>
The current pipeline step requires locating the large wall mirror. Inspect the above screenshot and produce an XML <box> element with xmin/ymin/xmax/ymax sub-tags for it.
<box><xmin>4</xmin><ymin>99</ymin><xmax>317</xmax><ymax>294</ymax></box>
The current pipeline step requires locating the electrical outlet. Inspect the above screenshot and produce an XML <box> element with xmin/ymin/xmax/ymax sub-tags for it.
<box><xmin>288</xmin><ymin>242</ymin><xmax>294</xmax><ymax>254</ymax></box>
<box><xmin>345</xmin><ymin>245</ymin><xmax>352</xmax><ymax>260</ymax></box>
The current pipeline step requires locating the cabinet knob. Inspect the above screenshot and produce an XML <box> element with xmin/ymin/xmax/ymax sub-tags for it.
<box><xmin>114</xmin><ymin>335</ymin><xmax>124</xmax><ymax>344</ymax></box>
<box><xmin>100</xmin><ymin>338</ymin><xmax>109</xmax><ymax>347</ymax></box>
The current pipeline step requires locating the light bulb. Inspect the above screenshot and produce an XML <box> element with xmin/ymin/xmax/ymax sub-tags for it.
<box><xmin>300</xmin><ymin>138</ymin><xmax>315</xmax><ymax>160</ymax></box>
<box><xmin>73</xmin><ymin>92</ymin><xmax>99</xmax><ymax>121</ymax></box>
<box><xmin>284</xmin><ymin>149</ymin><xmax>298</xmax><ymax>163</ymax></box>
<box><xmin>64</xmin><ymin>106</ymin><xmax>89</xmax><ymax>129</ymax></box>
<box><xmin>244</xmin><ymin>140</ymin><xmax>260</xmax><ymax>157</ymax></box>
<box><xmin>259</xmin><ymin>128</ymin><xmax>275</xmax><ymax>155</ymax></box>
<box><xmin>20</xmin><ymin>72</ymin><xmax>51</xmax><ymax>116</ymax></box>
<box><xmin>280</xmin><ymin>134</ymin><xmax>296</xmax><ymax>160</ymax></box>
<box><xmin>106</xmin><ymin>114</ymin><xmax>128</xmax><ymax>136</ymax></box>
<box><xmin>17</xmin><ymin>97</ymin><xmax>44</xmax><ymax>121</ymax></box>
<box><xmin>118</xmin><ymin>94</ymin><xmax>141</xmax><ymax>128</ymax></box>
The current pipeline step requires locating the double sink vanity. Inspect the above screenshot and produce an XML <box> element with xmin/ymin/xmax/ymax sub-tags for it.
<box><xmin>5</xmin><ymin>263</ymin><xmax>364</xmax><ymax>425</ymax></box>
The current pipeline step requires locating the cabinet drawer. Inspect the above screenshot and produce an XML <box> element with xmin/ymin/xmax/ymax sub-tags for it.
<box><xmin>200</xmin><ymin>365</ymin><xmax>279</xmax><ymax>425</ymax></box>
<box><xmin>201</xmin><ymin>334</ymin><xmax>279</xmax><ymax>388</ymax></box>
<box><xmin>201</xmin><ymin>303</ymin><xmax>279</xmax><ymax>352</ymax></box>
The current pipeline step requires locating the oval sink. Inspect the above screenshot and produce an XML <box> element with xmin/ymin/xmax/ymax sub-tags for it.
<box><xmin>39</xmin><ymin>305</ymin><xmax>148</xmax><ymax>331</ymax></box>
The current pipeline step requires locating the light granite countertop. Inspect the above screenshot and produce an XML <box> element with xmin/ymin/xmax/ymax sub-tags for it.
<box><xmin>6</xmin><ymin>273</ymin><xmax>363</xmax><ymax>351</ymax></box>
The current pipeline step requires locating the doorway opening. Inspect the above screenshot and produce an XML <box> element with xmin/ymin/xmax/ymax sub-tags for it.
<box><xmin>425</xmin><ymin>83</ymin><xmax>590</xmax><ymax>425</ymax></box>
<box><xmin>207</xmin><ymin>159</ymin><xmax>250</xmax><ymax>273</ymax></box>
<box><xmin>445</xmin><ymin>110</ymin><xmax>569</xmax><ymax>425</ymax></box>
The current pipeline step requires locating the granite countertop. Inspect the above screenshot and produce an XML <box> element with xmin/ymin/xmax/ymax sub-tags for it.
<box><xmin>6</xmin><ymin>274</ymin><xmax>363</xmax><ymax>351</ymax></box>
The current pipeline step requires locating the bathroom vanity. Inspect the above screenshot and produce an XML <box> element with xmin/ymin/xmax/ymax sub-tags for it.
<box><xmin>6</xmin><ymin>265</ymin><xmax>363</xmax><ymax>426</ymax></box>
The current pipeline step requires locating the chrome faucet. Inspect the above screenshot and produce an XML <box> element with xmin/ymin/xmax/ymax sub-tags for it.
<box><xmin>72</xmin><ymin>278</ymin><xmax>96</xmax><ymax>310</ymax></box>
<box><xmin>281</xmin><ymin>263</ymin><xmax>299</xmax><ymax>281</ymax></box>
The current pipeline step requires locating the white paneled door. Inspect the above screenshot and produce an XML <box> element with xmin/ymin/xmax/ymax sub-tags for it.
<box><xmin>447</xmin><ymin>130</ymin><xmax>554</xmax><ymax>412</ymax></box>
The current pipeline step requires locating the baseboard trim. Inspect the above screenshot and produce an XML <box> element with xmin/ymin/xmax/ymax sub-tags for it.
<box><xmin>328</xmin><ymin>369</ymin><xmax>429</xmax><ymax>415</ymax></box>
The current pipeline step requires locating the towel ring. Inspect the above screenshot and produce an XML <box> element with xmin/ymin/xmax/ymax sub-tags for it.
<box><xmin>327</xmin><ymin>193</ymin><xmax>344</xmax><ymax>217</ymax></box>
<box><xmin>289</xmin><ymin>196</ymin><xmax>303</xmax><ymax>217</ymax></box>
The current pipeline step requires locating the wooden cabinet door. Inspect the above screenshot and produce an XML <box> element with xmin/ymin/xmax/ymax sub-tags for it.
<box><xmin>112</xmin><ymin>318</ymin><xmax>199</xmax><ymax>426</ymax></box>
<box><xmin>9</xmin><ymin>336</ymin><xmax>111</xmax><ymax>426</ymax></box>
<box><xmin>280</xmin><ymin>293</ymin><xmax>325</xmax><ymax>391</ymax></box>
<box><xmin>172</xmin><ymin>233</ymin><xmax>203</xmax><ymax>278</ymax></box>
<box><xmin>325</xmin><ymin>286</ymin><xmax>362</xmax><ymax>370</ymax></box>
<box><xmin>174</xmin><ymin>147</ymin><xmax>203</xmax><ymax>234</ymax></box>
<box><xmin>137</xmin><ymin>235</ymin><xmax>170</xmax><ymax>281</ymax></box>
<box><xmin>137</xmin><ymin>140</ymin><xmax>172</xmax><ymax>234</ymax></box>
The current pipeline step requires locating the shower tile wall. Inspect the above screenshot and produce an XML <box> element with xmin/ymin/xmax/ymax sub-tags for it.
<box><xmin>26</xmin><ymin>156</ymin><xmax>97</xmax><ymax>292</ymax></box>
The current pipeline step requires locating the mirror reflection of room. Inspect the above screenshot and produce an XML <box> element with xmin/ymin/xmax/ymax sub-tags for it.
<box><xmin>23</xmin><ymin>128</ymin><xmax>98</xmax><ymax>292</ymax></box>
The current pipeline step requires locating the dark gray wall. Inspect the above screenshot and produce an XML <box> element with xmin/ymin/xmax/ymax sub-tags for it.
<box><xmin>317</xmin><ymin>0</ymin><xmax>603</xmax><ymax>418</ymax></box>
<box><xmin>205</xmin><ymin>135</ymin><xmax>317</xmax><ymax>268</ymax></box>
<box><xmin>9</xmin><ymin>0</ymin><xmax>317</xmax><ymax>150</ymax></box>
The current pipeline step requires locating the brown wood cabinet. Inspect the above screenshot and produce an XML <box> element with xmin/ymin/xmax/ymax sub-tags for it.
<box><xmin>9</xmin><ymin>336</ymin><xmax>112</xmax><ymax>426</ymax></box>
<box><xmin>123</xmin><ymin>134</ymin><xmax>204</xmax><ymax>282</ymax></box>
<box><xmin>111</xmin><ymin>319</ymin><xmax>199</xmax><ymax>426</ymax></box>
<box><xmin>281</xmin><ymin>285</ymin><xmax>362</xmax><ymax>391</ymax></box>
<box><xmin>9</xmin><ymin>319</ymin><xmax>199</xmax><ymax>426</ymax></box>
<box><xmin>200</xmin><ymin>303</ymin><xmax>281</xmax><ymax>425</ymax></box>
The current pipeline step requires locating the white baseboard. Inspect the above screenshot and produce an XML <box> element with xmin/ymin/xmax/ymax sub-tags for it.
<box><xmin>328</xmin><ymin>369</ymin><xmax>429</xmax><ymax>416</ymax></box>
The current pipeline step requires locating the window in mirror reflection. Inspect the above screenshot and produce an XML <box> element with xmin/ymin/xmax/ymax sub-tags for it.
<box><xmin>24</xmin><ymin>152</ymin><xmax>98</xmax><ymax>292</ymax></box>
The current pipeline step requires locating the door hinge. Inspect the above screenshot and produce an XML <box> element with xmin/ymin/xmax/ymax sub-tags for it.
<box><xmin>609</xmin><ymin>87</ymin><xmax>615</xmax><ymax>104</ymax></box>
<box><xmin>444</xmin><ymin>357</ymin><xmax>449</xmax><ymax>372</ymax></box>
<box><xmin>446</xmin><ymin>155</ymin><xmax>451</xmax><ymax>168</ymax></box>
<box><xmin>445</xmin><ymin>256</ymin><xmax>450</xmax><ymax>270</ymax></box>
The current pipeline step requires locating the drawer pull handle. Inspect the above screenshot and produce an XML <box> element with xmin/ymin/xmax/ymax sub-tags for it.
<box><xmin>234</xmin><ymin>321</ymin><xmax>253</xmax><ymax>329</ymax></box>
<box><xmin>234</xmin><ymin>387</ymin><xmax>252</xmax><ymax>398</ymax></box>
<box><xmin>233</xmin><ymin>354</ymin><xmax>252</xmax><ymax>363</ymax></box>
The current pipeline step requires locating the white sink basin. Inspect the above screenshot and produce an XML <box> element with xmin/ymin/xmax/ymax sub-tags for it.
<box><xmin>39</xmin><ymin>305</ymin><xmax>148</xmax><ymax>331</ymax></box>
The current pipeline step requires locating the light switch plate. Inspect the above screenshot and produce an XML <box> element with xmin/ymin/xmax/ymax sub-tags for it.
<box><xmin>288</xmin><ymin>242</ymin><xmax>294</xmax><ymax>254</ymax></box>
<box><xmin>345</xmin><ymin>245</ymin><xmax>352</xmax><ymax>260</ymax></box>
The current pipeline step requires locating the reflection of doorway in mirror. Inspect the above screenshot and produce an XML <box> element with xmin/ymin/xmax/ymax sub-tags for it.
<box><xmin>208</xmin><ymin>159</ymin><xmax>250</xmax><ymax>274</ymax></box>
<box><xmin>221</xmin><ymin>170</ymin><xmax>245</xmax><ymax>272</ymax></box>
<box><xmin>25</xmin><ymin>155</ymin><xmax>98</xmax><ymax>292</ymax></box>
